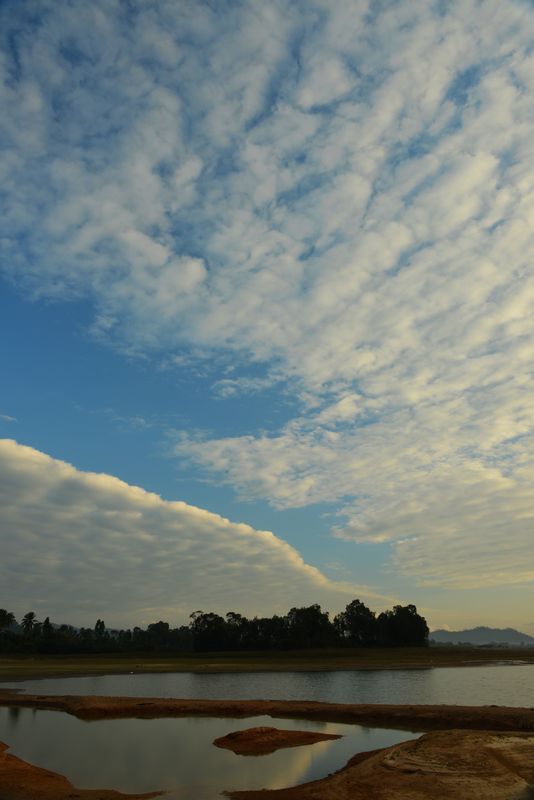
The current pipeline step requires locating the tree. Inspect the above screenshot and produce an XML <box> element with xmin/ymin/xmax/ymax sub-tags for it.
<box><xmin>247</xmin><ymin>615</ymin><xmax>288</xmax><ymax>650</ymax></box>
<box><xmin>377</xmin><ymin>604</ymin><xmax>429</xmax><ymax>647</ymax></box>
<box><xmin>225</xmin><ymin>612</ymin><xmax>249</xmax><ymax>650</ymax></box>
<box><xmin>286</xmin><ymin>604</ymin><xmax>334</xmax><ymax>648</ymax></box>
<box><xmin>0</xmin><ymin>609</ymin><xmax>16</xmax><ymax>632</ymax></box>
<box><xmin>146</xmin><ymin>621</ymin><xmax>170</xmax><ymax>649</ymax></box>
<box><xmin>334</xmin><ymin>599</ymin><xmax>377</xmax><ymax>646</ymax></box>
<box><xmin>21</xmin><ymin>611</ymin><xmax>37</xmax><ymax>636</ymax></box>
<box><xmin>189</xmin><ymin>610</ymin><xmax>228</xmax><ymax>651</ymax></box>
<box><xmin>94</xmin><ymin>619</ymin><xmax>106</xmax><ymax>638</ymax></box>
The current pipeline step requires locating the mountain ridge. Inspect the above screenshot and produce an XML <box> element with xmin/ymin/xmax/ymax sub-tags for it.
<box><xmin>430</xmin><ymin>626</ymin><xmax>534</xmax><ymax>645</ymax></box>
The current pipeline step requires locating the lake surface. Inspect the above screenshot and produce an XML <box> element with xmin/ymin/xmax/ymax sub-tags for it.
<box><xmin>3</xmin><ymin>662</ymin><xmax>534</xmax><ymax>706</ymax></box>
<box><xmin>0</xmin><ymin>706</ymin><xmax>419</xmax><ymax>799</ymax></box>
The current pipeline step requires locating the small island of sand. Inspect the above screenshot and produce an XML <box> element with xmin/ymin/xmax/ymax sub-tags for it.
<box><xmin>214</xmin><ymin>725</ymin><xmax>342</xmax><ymax>755</ymax></box>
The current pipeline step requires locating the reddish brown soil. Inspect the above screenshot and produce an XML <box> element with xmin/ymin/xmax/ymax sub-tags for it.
<box><xmin>1</xmin><ymin>691</ymin><xmax>534</xmax><ymax>731</ymax></box>
<box><xmin>0</xmin><ymin>742</ymin><xmax>161</xmax><ymax>800</ymax></box>
<box><xmin>227</xmin><ymin>730</ymin><xmax>534</xmax><ymax>800</ymax></box>
<box><xmin>214</xmin><ymin>725</ymin><xmax>341</xmax><ymax>755</ymax></box>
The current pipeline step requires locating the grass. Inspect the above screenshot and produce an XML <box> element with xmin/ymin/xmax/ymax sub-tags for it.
<box><xmin>1</xmin><ymin>646</ymin><xmax>533</xmax><ymax>682</ymax></box>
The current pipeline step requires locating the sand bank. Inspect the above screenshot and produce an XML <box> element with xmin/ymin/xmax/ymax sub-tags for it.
<box><xmin>214</xmin><ymin>725</ymin><xmax>341</xmax><ymax>754</ymax></box>
<box><xmin>1</xmin><ymin>690</ymin><xmax>534</xmax><ymax>731</ymax></box>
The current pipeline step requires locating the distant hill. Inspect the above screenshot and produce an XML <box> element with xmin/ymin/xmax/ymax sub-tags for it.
<box><xmin>430</xmin><ymin>626</ymin><xmax>534</xmax><ymax>646</ymax></box>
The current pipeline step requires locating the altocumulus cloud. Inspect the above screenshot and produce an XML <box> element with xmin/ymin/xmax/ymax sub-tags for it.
<box><xmin>0</xmin><ymin>440</ymin><xmax>382</xmax><ymax>627</ymax></box>
<box><xmin>1</xmin><ymin>1</ymin><xmax>533</xmax><ymax>591</ymax></box>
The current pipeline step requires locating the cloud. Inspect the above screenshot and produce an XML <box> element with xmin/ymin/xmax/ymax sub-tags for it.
<box><xmin>0</xmin><ymin>414</ymin><xmax>17</xmax><ymax>423</ymax></box>
<box><xmin>1</xmin><ymin>1</ymin><xmax>533</xmax><ymax>591</ymax></box>
<box><xmin>0</xmin><ymin>439</ymin><xmax>384</xmax><ymax>627</ymax></box>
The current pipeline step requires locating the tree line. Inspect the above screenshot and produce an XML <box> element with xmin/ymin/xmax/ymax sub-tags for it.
<box><xmin>0</xmin><ymin>600</ymin><xmax>428</xmax><ymax>654</ymax></box>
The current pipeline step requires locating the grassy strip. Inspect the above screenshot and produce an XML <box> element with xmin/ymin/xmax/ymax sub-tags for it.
<box><xmin>1</xmin><ymin>646</ymin><xmax>533</xmax><ymax>681</ymax></box>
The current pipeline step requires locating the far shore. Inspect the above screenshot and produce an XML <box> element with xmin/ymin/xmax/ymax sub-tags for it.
<box><xmin>1</xmin><ymin>646</ymin><xmax>533</xmax><ymax>682</ymax></box>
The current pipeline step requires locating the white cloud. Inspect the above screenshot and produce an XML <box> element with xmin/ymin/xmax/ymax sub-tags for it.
<box><xmin>1</xmin><ymin>0</ymin><xmax>533</xmax><ymax>592</ymax></box>
<box><xmin>0</xmin><ymin>439</ymin><xmax>384</xmax><ymax>627</ymax></box>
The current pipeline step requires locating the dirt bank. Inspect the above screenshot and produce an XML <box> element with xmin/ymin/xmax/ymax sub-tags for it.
<box><xmin>0</xmin><ymin>742</ymin><xmax>161</xmax><ymax>800</ymax></box>
<box><xmin>214</xmin><ymin>725</ymin><xmax>342</xmax><ymax>754</ymax></box>
<box><xmin>227</xmin><ymin>729</ymin><xmax>534</xmax><ymax>800</ymax></box>
<box><xmin>1</xmin><ymin>690</ymin><xmax>534</xmax><ymax>731</ymax></box>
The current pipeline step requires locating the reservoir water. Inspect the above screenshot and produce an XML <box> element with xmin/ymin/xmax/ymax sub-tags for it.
<box><xmin>2</xmin><ymin>662</ymin><xmax>533</xmax><ymax>706</ymax></box>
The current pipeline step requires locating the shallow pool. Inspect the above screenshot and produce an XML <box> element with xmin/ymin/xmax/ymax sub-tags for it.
<box><xmin>0</xmin><ymin>706</ymin><xmax>419</xmax><ymax>799</ymax></box>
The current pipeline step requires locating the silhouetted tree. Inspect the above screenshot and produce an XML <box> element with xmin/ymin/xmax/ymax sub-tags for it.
<box><xmin>334</xmin><ymin>599</ymin><xmax>377</xmax><ymax>645</ymax></box>
<box><xmin>21</xmin><ymin>611</ymin><xmax>37</xmax><ymax>636</ymax></box>
<box><xmin>189</xmin><ymin>610</ymin><xmax>228</xmax><ymax>651</ymax></box>
<box><xmin>146</xmin><ymin>621</ymin><xmax>170</xmax><ymax>649</ymax></box>
<box><xmin>377</xmin><ymin>604</ymin><xmax>428</xmax><ymax>646</ymax></box>
<box><xmin>0</xmin><ymin>600</ymin><xmax>430</xmax><ymax>655</ymax></box>
<box><xmin>225</xmin><ymin>612</ymin><xmax>249</xmax><ymax>650</ymax></box>
<box><xmin>0</xmin><ymin>609</ymin><xmax>16</xmax><ymax>632</ymax></box>
<box><xmin>286</xmin><ymin>604</ymin><xmax>334</xmax><ymax>648</ymax></box>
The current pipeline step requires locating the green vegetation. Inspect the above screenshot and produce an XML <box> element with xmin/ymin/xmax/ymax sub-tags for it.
<box><xmin>0</xmin><ymin>600</ymin><xmax>428</xmax><ymax>655</ymax></box>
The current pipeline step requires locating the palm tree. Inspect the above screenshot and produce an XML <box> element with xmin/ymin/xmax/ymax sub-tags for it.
<box><xmin>0</xmin><ymin>609</ymin><xmax>16</xmax><ymax>631</ymax></box>
<box><xmin>21</xmin><ymin>611</ymin><xmax>37</xmax><ymax>635</ymax></box>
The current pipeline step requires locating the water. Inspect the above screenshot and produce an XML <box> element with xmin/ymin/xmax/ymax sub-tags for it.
<box><xmin>0</xmin><ymin>706</ymin><xmax>418</xmax><ymax>799</ymax></box>
<box><xmin>2</xmin><ymin>662</ymin><xmax>534</xmax><ymax>706</ymax></box>
<box><xmin>1</xmin><ymin>665</ymin><xmax>532</xmax><ymax>797</ymax></box>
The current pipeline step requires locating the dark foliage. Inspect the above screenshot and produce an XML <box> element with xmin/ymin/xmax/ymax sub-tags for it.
<box><xmin>0</xmin><ymin>601</ymin><xmax>428</xmax><ymax>655</ymax></box>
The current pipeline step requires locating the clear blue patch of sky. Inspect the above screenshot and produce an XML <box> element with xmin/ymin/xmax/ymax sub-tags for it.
<box><xmin>446</xmin><ymin>64</ymin><xmax>483</xmax><ymax>106</ymax></box>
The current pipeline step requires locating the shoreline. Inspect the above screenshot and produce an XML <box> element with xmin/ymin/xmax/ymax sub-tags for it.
<box><xmin>1</xmin><ymin>647</ymin><xmax>533</xmax><ymax>682</ymax></box>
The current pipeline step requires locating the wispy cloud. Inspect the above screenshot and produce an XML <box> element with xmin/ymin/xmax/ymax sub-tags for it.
<box><xmin>0</xmin><ymin>413</ymin><xmax>17</xmax><ymax>423</ymax></box>
<box><xmin>1</xmin><ymin>0</ymin><xmax>533</xmax><ymax>591</ymax></box>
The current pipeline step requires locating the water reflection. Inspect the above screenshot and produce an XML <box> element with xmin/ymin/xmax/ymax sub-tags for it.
<box><xmin>0</xmin><ymin>707</ymin><xmax>418</xmax><ymax>799</ymax></box>
<box><xmin>2</xmin><ymin>663</ymin><xmax>533</xmax><ymax>706</ymax></box>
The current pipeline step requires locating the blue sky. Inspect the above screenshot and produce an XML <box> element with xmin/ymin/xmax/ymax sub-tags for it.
<box><xmin>1</xmin><ymin>0</ymin><xmax>533</xmax><ymax>631</ymax></box>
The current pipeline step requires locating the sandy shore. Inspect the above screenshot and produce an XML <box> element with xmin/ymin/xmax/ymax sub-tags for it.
<box><xmin>1</xmin><ymin>692</ymin><xmax>534</xmax><ymax>799</ymax></box>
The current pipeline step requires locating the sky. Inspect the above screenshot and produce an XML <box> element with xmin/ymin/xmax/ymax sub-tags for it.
<box><xmin>1</xmin><ymin>0</ymin><xmax>533</xmax><ymax>633</ymax></box>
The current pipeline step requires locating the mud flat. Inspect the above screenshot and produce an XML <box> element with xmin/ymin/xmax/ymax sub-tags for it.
<box><xmin>214</xmin><ymin>725</ymin><xmax>341</xmax><ymax>755</ymax></box>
